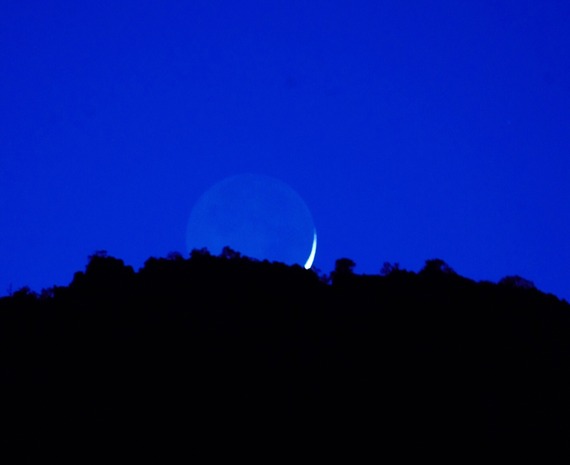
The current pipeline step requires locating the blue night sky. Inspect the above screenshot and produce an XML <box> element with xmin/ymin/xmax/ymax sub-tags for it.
<box><xmin>1</xmin><ymin>1</ymin><xmax>569</xmax><ymax>301</ymax></box>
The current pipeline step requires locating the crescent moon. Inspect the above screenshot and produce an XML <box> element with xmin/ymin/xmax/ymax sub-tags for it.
<box><xmin>304</xmin><ymin>231</ymin><xmax>317</xmax><ymax>270</ymax></box>
<box><xmin>186</xmin><ymin>174</ymin><xmax>316</xmax><ymax>268</ymax></box>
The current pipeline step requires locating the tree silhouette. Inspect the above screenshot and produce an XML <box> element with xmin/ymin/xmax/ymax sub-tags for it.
<box><xmin>221</xmin><ymin>245</ymin><xmax>242</xmax><ymax>260</ymax></box>
<box><xmin>420</xmin><ymin>258</ymin><xmax>456</xmax><ymax>275</ymax></box>
<box><xmin>380</xmin><ymin>261</ymin><xmax>401</xmax><ymax>276</ymax></box>
<box><xmin>498</xmin><ymin>274</ymin><xmax>536</xmax><ymax>289</ymax></box>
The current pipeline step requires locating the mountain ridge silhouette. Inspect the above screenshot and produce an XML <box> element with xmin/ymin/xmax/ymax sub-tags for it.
<box><xmin>1</xmin><ymin>249</ymin><xmax>569</xmax><ymax>460</ymax></box>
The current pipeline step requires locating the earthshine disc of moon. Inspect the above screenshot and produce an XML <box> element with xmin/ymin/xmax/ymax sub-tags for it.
<box><xmin>186</xmin><ymin>173</ymin><xmax>317</xmax><ymax>269</ymax></box>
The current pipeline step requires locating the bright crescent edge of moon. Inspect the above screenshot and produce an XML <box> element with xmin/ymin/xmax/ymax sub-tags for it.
<box><xmin>304</xmin><ymin>231</ymin><xmax>317</xmax><ymax>270</ymax></box>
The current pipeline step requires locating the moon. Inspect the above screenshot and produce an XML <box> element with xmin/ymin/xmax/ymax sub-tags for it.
<box><xmin>186</xmin><ymin>173</ymin><xmax>317</xmax><ymax>269</ymax></box>
<box><xmin>305</xmin><ymin>231</ymin><xmax>317</xmax><ymax>269</ymax></box>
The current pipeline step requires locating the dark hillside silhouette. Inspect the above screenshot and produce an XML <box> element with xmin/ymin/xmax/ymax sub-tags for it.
<box><xmin>1</xmin><ymin>251</ymin><xmax>569</xmax><ymax>460</ymax></box>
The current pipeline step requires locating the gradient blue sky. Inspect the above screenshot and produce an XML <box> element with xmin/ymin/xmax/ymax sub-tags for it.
<box><xmin>1</xmin><ymin>1</ymin><xmax>569</xmax><ymax>301</ymax></box>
